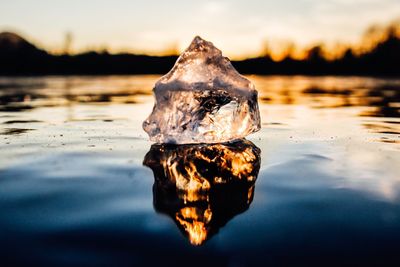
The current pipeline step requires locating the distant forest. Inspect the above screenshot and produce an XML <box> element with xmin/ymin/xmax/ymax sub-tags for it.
<box><xmin>0</xmin><ymin>21</ymin><xmax>399</xmax><ymax>76</ymax></box>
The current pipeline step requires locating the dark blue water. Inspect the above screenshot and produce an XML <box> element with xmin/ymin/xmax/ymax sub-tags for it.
<box><xmin>0</xmin><ymin>76</ymin><xmax>399</xmax><ymax>266</ymax></box>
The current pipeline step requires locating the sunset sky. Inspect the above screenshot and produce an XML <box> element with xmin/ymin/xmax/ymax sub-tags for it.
<box><xmin>1</xmin><ymin>0</ymin><xmax>399</xmax><ymax>58</ymax></box>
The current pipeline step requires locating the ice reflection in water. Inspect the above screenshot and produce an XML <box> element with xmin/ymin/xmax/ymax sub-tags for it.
<box><xmin>143</xmin><ymin>139</ymin><xmax>261</xmax><ymax>245</ymax></box>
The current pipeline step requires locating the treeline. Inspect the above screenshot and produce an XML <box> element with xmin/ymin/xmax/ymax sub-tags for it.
<box><xmin>234</xmin><ymin>23</ymin><xmax>400</xmax><ymax>76</ymax></box>
<box><xmin>0</xmin><ymin>21</ymin><xmax>399</xmax><ymax>76</ymax></box>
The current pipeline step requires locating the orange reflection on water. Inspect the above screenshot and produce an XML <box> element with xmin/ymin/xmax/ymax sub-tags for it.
<box><xmin>175</xmin><ymin>207</ymin><xmax>212</xmax><ymax>245</ymax></box>
<box><xmin>144</xmin><ymin>139</ymin><xmax>261</xmax><ymax>246</ymax></box>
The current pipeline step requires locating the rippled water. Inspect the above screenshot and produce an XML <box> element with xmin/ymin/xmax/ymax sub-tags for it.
<box><xmin>0</xmin><ymin>75</ymin><xmax>399</xmax><ymax>266</ymax></box>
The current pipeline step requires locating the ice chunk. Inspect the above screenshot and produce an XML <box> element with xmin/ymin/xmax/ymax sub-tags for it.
<box><xmin>143</xmin><ymin>36</ymin><xmax>261</xmax><ymax>144</ymax></box>
<box><xmin>143</xmin><ymin>139</ymin><xmax>261</xmax><ymax>245</ymax></box>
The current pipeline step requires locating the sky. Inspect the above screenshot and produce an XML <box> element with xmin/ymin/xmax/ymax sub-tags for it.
<box><xmin>1</xmin><ymin>0</ymin><xmax>399</xmax><ymax>58</ymax></box>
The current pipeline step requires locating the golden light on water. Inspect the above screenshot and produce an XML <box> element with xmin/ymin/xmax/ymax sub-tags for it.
<box><xmin>144</xmin><ymin>139</ymin><xmax>261</xmax><ymax>246</ymax></box>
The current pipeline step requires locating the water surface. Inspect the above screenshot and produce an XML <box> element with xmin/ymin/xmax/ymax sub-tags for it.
<box><xmin>0</xmin><ymin>75</ymin><xmax>399</xmax><ymax>266</ymax></box>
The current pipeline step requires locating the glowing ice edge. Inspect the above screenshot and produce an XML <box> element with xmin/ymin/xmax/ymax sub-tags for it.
<box><xmin>155</xmin><ymin>36</ymin><xmax>256</xmax><ymax>96</ymax></box>
<box><xmin>143</xmin><ymin>36</ymin><xmax>261</xmax><ymax>144</ymax></box>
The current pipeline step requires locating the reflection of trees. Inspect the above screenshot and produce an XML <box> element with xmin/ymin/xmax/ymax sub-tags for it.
<box><xmin>143</xmin><ymin>139</ymin><xmax>261</xmax><ymax>246</ymax></box>
<box><xmin>300</xmin><ymin>82</ymin><xmax>399</xmax><ymax>118</ymax></box>
<box><xmin>364</xmin><ymin>85</ymin><xmax>400</xmax><ymax>118</ymax></box>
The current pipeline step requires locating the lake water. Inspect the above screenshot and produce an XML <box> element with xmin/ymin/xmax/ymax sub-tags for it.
<box><xmin>0</xmin><ymin>75</ymin><xmax>399</xmax><ymax>266</ymax></box>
